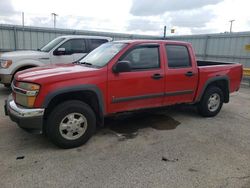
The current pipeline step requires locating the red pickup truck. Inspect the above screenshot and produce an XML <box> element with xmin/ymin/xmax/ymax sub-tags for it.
<box><xmin>5</xmin><ymin>40</ymin><xmax>243</xmax><ymax>148</ymax></box>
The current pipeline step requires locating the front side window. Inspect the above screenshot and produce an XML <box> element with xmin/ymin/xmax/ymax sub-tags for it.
<box><xmin>89</xmin><ymin>39</ymin><xmax>108</xmax><ymax>51</ymax></box>
<box><xmin>165</xmin><ymin>45</ymin><xmax>191</xmax><ymax>68</ymax></box>
<box><xmin>40</xmin><ymin>37</ymin><xmax>65</xmax><ymax>52</ymax></box>
<box><xmin>121</xmin><ymin>46</ymin><xmax>160</xmax><ymax>70</ymax></box>
<box><xmin>59</xmin><ymin>39</ymin><xmax>86</xmax><ymax>54</ymax></box>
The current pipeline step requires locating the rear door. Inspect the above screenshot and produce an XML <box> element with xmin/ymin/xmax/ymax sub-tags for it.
<box><xmin>163</xmin><ymin>44</ymin><xmax>198</xmax><ymax>105</ymax></box>
<box><xmin>107</xmin><ymin>44</ymin><xmax>165</xmax><ymax>113</ymax></box>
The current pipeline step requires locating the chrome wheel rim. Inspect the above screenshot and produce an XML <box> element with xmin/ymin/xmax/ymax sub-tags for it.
<box><xmin>207</xmin><ymin>93</ymin><xmax>220</xmax><ymax>112</ymax></box>
<box><xmin>59</xmin><ymin>113</ymin><xmax>88</xmax><ymax>140</ymax></box>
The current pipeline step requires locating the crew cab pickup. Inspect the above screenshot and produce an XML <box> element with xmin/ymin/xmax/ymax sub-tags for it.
<box><xmin>5</xmin><ymin>40</ymin><xmax>243</xmax><ymax>148</ymax></box>
<box><xmin>0</xmin><ymin>35</ymin><xmax>111</xmax><ymax>86</ymax></box>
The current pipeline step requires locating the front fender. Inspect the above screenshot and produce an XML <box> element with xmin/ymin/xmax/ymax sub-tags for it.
<box><xmin>11</xmin><ymin>59</ymin><xmax>48</xmax><ymax>74</ymax></box>
<box><xmin>42</xmin><ymin>84</ymin><xmax>105</xmax><ymax>117</ymax></box>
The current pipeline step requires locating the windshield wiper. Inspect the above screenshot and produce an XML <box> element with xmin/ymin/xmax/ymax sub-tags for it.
<box><xmin>72</xmin><ymin>61</ymin><xmax>79</xmax><ymax>64</ymax></box>
<box><xmin>79</xmin><ymin>62</ymin><xmax>93</xmax><ymax>66</ymax></box>
<box><xmin>78</xmin><ymin>61</ymin><xmax>101</xmax><ymax>68</ymax></box>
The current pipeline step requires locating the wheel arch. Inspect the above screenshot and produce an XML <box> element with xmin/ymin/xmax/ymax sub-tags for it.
<box><xmin>197</xmin><ymin>76</ymin><xmax>230</xmax><ymax>103</ymax></box>
<box><xmin>14</xmin><ymin>65</ymin><xmax>37</xmax><ymax>73</ymax></box>
<box><xmin>12</xmin><ymin>59</ymin><xmax>45</xmax><ymax>75</ymax></box>
<box><xmin>42</xmin><ymin>85</ymin><xmax>105</xmax><ymax>127</ymax></box>
<box><xmin>11</xmin><ymin>64</ymin><xmax>38</xmax><ymax>82</ymax></box>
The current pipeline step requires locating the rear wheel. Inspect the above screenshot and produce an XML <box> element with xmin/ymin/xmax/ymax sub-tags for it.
<box><xmin>197</xmin><ymin>86</ymin><xmax>224</xmax><ymax>117</ymax></box>
<box><xmin>46</xmin><ymin>100</ymin><xmax>96</xmax><ymax>148</ymax></box>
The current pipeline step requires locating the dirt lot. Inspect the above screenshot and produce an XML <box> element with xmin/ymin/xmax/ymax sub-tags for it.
<box><xmin>0</xmin><ymin>85</ymin><xmax>250</xmax><ymax>188</ymax></box>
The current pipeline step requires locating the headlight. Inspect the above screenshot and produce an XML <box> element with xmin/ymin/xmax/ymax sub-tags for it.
<box><xmin>18</xmin><ymin>82</ymin><xmax>40</xmax><ymax>92</ymax></box>
<box><xmin>0</xmin><ymin>59</ymin><xmax>12</xmax><ymax>68</ymax></box>
<box><xmin>12</xmin><ymin>82</ymin><xmax>40</xmax><ymax>108</ymax></box>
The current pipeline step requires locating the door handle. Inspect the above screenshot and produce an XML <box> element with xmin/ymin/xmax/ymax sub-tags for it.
<box><xmin>185</xmin><ymin>71</ymin><xmax>194</xmax><ymax>77</ymax></box>
<box><xmin>151</xmin><ymin>73</ymin><xmax>164</xmax><ymax>80</ymax></box>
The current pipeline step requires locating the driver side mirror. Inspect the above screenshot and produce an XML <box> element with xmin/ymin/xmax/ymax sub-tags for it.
<box><xmin>112</xmin><ymin>61</ymin><xmax>131</xmax><ymax>73</ymax></box>
<box><xmin>53</xmin><ymin>48</ymin><xmax>66</xmax><ymax>56</ymax></box>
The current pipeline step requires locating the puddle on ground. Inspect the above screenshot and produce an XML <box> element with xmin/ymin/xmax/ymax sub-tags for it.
<box><xmin>105</xmin><ymin>112</ymin><xmax>180</xmax><ymax>140</ymax></box>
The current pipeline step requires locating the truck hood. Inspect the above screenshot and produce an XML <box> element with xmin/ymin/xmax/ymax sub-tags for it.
<box><xmin>15</xmin><ymin>64</ymin><xmax>99</xmax><ymax>84</ymax></box>
<box><xmin>0</xmin><ymin>50</ymin><xmax>49</xmax><ymax>61</ymax></box>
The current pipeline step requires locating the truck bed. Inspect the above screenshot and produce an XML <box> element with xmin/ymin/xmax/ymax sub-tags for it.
<box><xmin>195</xmin><ymin>61</ymin><xmax>242</xmax><ymax>100</ymax></box>
<box><xmin>197</xmin><ymin>60</ymin><xmax>235</xmax><ymax>66</ymax></box>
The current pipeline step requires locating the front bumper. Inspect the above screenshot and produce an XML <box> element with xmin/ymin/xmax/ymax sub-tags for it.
<box><xmin>5</xmin><ymin>95</ymin><xmax>45</xmax><ymax>133</ymax></box>
<box><xmin>0</xmin><ymin>74</ymin><xmax>12</xmax><ymax>84</ymax></box>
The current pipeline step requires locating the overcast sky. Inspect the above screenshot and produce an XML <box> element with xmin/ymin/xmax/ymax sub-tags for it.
<box><xmin>0</xmin><ymin>0</ymin><xmax>250</xmax><ymax>36</ymax></box>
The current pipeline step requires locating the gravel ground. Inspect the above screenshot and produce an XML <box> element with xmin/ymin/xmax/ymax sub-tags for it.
<box><xmin>0</xmin><ymin>85</ymin><xmax>250</xmax><ymax>188</ymax></box>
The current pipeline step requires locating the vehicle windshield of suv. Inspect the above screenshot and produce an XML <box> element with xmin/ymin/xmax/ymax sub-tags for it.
<box><xmin>40</xmin><ymin>37</ymin><xmax>65</xmax><ymax>52</ymax></box>
<box><xmin>79</xmin><ymin>42</ymin><xmax>127</xmax><ymax>67</ymax></box>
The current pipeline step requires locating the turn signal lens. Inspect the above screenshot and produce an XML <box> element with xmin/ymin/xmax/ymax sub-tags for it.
<box><xmin>0</xmin><ymin>60</ymin><xmax>12</xmax><ymax>68</ymax></box>
<box><xmin>16</xmin><ymin>95</ymin><xmax>36</xmax><ymax>108</ymax></box>
<box><xmin>27</xmin><ymin>96</ymin><xmax>36</xmax><ymax>107</ymax></box>
<box><xmin>13</xmin><ymin>82</ymin><xmax>40</xmax><ymax>108</ymax></box>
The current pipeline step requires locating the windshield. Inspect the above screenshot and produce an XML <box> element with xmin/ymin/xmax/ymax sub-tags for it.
<box><xmin>79</xmin><ymin>42</ymin><xmax>127</xmax><ymax>67</ymax></box>
<box><xmin>40</xmin><ymin>37</ymin><xmax>65</xmax><ymax>52</ymax></box>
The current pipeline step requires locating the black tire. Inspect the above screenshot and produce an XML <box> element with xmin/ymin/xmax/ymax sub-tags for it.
<box><xmin>46</xmin><ymin>100</ymin><xmax>96</xmax><ymax>149</ymax></box>
<box><xmin>4</xmin><ymin>84</ymin><xmax>11</xmax><ymax>88</ymax></box>
<box><xmin>197</xmin><ymin>86</ymin><xmax>224</xmax><ymax>117</ymax></box>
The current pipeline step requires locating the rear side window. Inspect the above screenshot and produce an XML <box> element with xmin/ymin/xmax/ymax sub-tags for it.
<box><xmin>60</xmin><ymin>39</ymin><xmax>87</xmax><ymax>54</ymax></box>
<box><xmin>165</xmin><ymin>45</ymin><xmax>191</xmax><ymax>68</ymax></box>
<box><xmin>89</xmin><ymin>39</ymin><xmax>108</xmax><ymax>51</ymax></box>
<box><xmin>121</xmin><ymin>46</ymin><xmax>160</xmax><ymax>70</ymax></box>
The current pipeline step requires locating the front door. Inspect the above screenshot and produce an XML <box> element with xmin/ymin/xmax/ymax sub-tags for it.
<box><xmin>51</xmin><ymin>39</ymin><xmax>87</xmax><ymax>64</ymax></box>
<box><xmin>107</xmin><ymin>44</ymin><xmax>165</xmax><ymax>113</ymax></box>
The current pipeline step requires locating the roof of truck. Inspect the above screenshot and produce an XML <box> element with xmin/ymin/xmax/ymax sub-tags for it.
<box><xmin>113</xmin><ymin>39</ymin><xmax>191</xmax><ymax>45</ymax></box>
<box><xmin>57</xmin><ymin>35</ymin><xmax>112</xmax><ymax>41</ymax></box>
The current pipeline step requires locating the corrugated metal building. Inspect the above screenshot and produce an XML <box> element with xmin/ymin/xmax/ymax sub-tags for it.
<box><xmin>0</xmin><ymin>24</ymin><xmax>161</xmax><ymax>52</ymax></box>
<box><xmin>169</xmin><ymin>32</ymin><xmax>250</xmax><ymax>67</ymax></box>
<box><xmin>1</xmin><ymin>24</ymin><xmax>250</xmax><ymax>67</ymax></box>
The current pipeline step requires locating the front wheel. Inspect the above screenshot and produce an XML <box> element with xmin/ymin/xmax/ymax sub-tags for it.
<box><xmin>197</xmin><ymin>86</ymin><xmax>224</xmax><ymax>117</ymax></box>
<box><xmin>4</xmin><ymin>84</ymin><xmax>11</xmax><ymax>88</ymax></box>
<box><xmin>46</xmin><ymin>100</ymin><xmax>96</xmax><ymax>148</ymax></box>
